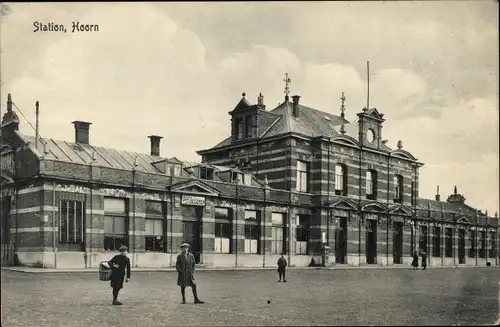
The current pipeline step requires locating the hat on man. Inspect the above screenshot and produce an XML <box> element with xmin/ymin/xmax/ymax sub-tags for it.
<box><xmin>118</xmin><ymin>245</ymin><xmax>128</xmax><ymax>252</ymax></box>
<box><xmin>180</xmin><ymin>243</ymin><xmax>190</xmax><ymax>248</ymax></box>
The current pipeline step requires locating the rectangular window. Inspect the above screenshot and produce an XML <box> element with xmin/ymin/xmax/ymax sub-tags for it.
<box><xmin>393</xmin><ymin>175</ymin><xmax>403</xmax><ymax>203</ymax></box>
<box><xmin>0</xmin><ymin>196</ymin><xmax>10</xmax><ymax>244</ymax></box>
<box><xmin>432</xmin><ymin>226</ymin><xmax>441</xmax><ymax>257</ymax></box>
<box><xmin>237</xmin><ymin>118</ymin><xmax>244</xmax><ymax>140</ymax></box>
<box><xmin>244</xmin><ymin>210</ymin><xmax>260</xmax><ymax>254</ymax></box>
<box><xmin>214</xmin><ymin>207</ymin><xmax>232</xmax><ymax>254</ymax></box>
<box><xmin>335</xmin><ymin>164</ymin><xmax>347</xmax><ymax>196</ymax></box>
<box><xmin>271</xmin><ymin>212</ymin><xmax>286</xmax><ymax>254</ymax></box>
<box><xmin>419</xmin><ymin>226</ymin><xmax>428</xmax><ymax>254</ymax></box>
<box><xmin>166</xmin><ymin>163</ymin><xmax>182</xmax><ymax>176</ymax></box>
<box><xmin>489</xmin><ymin>232</ymin><xmax>496</xmax><ymax>259</ymax></box>
<box><xmin>479</xmin><ymin>231</ymin><xmax>486</xmax><ymax>258</ymax></box>
<box><xmin>104</xmin><ymin>197</ymin><xmax>128</xmax><ymax>251</ymax></box>
<box><xmin>245</xmin><ymin>115</ymin><xmax>253</xmax><ymax>138</ymax></box>
<box><xmin>445</xmin><ymin>228</ymin><xmax>453</xmax><ymax>258</ymax></box>
<box><xmin>366</xmin><ymin>170</ymin><xmax>377</xmax><ymax>200</ymax></box>
<box><xmin>59</xmin><ymin>200</ymin><xmax>85</xmax><ymax>244</ymax></box>
<box><xmin>295</xmin><ymin>215</ymin><xmax>310</xmax><ymax>255</ymax></box>
<box><xmin>296</xmin><ymin>161</ymin><xmax>308</xmax><ymax>192</ymax></box>
<box><xmin>145</xmin><ymin>218</ymin><xmax>164</xmax><ymax>252</ymax></box>
<box><xmin>468</xmin><ymin>230</ymin><xmax>476</xmax><ymax>258</ymax></box>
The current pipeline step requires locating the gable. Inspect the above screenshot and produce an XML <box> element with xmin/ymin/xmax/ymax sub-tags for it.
<box><xmin>170</xmin><ymin>180</ymin><xmax>219</xmax><ymax>197</ymax></box>
<box><xmin>391</xmin><ymin>149</ymin><xmax>417</xmax><ymax>161</ymax></box>
<box><xmin>359</xmin><ymin>108</ymin><xmax>385</xmax><ymax>122</ymax></box>
<box><xmin>361</xmin><ymin>201</ymin><xmax>387</xmax><ymax>212</ymax></box>
<box><xmin>389</xmin><ymin>205</ymin><xmax>413</xmax><ymax>216</ymax></box>
<box><xmin>331</xmin><ymin>136</ymin><xmax>360</xmax><ymax>148</ymax></box>
<box><xmin>330</xmin><ymin>198</ymin><xmax>359</xmax><ymax>210</ymax></box>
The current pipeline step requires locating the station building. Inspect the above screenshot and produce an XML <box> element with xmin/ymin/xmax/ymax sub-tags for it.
<box><xmin>0</xmin><ymin>90</ymin><xmax>498</xmax><ymax>269</ymax></box>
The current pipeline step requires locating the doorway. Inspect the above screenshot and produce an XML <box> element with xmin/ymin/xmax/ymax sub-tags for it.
<box><xmin>458</xmin><ymin>229</ymin><xmax>466</xmax><ymax>264</ymax></box>
<box><xmin>182</xmin><ymin>206</ymin><xmax>203</xmax><ymax>264</ymax></box>
<box><xmin>335</xmin><ymin>218</ymin><xmax>347</xmax><ymax>264</ymax></box>
<box><xmin>393</xmin><ymin>222</ymin><xmax>403</xmax><ymax>264</ymax></box>
<box><xmin>366</xmin><ymin>219</ymin><xmax>377</xmax><ymax>264</ymax></box>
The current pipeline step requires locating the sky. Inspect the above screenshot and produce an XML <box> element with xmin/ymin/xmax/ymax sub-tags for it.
<box><xmin>1</xmin><ymin>1</ymin><xmax>498</xmax><ymax>214</ymax></box>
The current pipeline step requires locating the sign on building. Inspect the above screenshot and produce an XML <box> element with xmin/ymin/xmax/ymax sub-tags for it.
<box><xmin>181</xmin><ymin>195</ymin><xmax>206</xmax><ymax>206</ymax></box>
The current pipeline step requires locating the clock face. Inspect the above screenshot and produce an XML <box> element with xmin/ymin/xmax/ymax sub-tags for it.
<box><xmin>366</xmin><ymin>129</ymin><xmax>375</xmax><ymax>143</ymax></box>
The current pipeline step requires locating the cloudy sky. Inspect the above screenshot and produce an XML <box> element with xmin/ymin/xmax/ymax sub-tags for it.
<box><xmin>1</xmin><ymin>2</ymin><xmax>498</xmax><ymax>213</ymax></box>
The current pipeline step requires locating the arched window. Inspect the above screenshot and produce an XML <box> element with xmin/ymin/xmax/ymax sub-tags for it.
<box><xmin>335</xmin><ymin>164</ymin><xmax>347</xmax><ymax>196</ymax></box>
<box><xmin>366</xmin><ymin>170</ymin><xmax>378</xmax><ymax>200</ymax></box>
<box><xmin>393</xmin><ymin>175</ymin><xmax>403</xmax><ymax>203</ymax></box>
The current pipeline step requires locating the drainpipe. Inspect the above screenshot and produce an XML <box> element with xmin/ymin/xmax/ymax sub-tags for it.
<box><xmin>358</xmin><ymin>139</ymin><xmax>363</xmax><ymax>265</ymax></box>
<box><xmin>326</xmin><ymin>138</ymin><xmax>331</xmax><ymax>262</ymax></box>
<box><xmin>132</xmin><ymin>166</ymin><xmax>136</xmax><ymax>267</ymax></box>
<box><xmin>52</xmin><ymin>180</ymin><xmax>57</xmax><ymax>268</ymax></box>
<box><xmin>235</xmin><ymin>177</ymin><xmax>239</xmax><ymax>268</ymax></box>
<box><xmin>262</xmin><ymin>181</ymin><xmax>266</xmax><ymax>268</ymax></box>
<box><xmin>170</xmin><ymin>174</ymin><xmax>173</xmax><ymax>266</ymax></box>
<box><xmin>288</xmin><ymin>143</ymin><xmax>292</xmax><ymax>267</ymax></box>
<box><xmin>387</xmin><ymin>155</ymin><xmax>391</xmax><ymax>265</ymax></box>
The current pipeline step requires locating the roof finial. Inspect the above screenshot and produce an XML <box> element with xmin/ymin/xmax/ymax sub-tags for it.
<box><xmin>284</xmin><ymin>73</ymin><xmax>291</xmax><ymax>102</ymax></box>
<box><xmin>397</xmin><ymin>140</ymin><xmax>403</xmax><ymax>149</ymax></box>
<box><xmin>340</xmin><ymin>124</ymin><xmax>346</xmax><ymax>135</ymax></box>
<box><xmin>340</xmin><ymin>92</ymin><xmax>346</xmax><ymax>119</ymax></box>
<box><xmin>485</xmin><ymin>209</ymin><xmax>488</xmax><ymax>217</ymax></box>
<box><xmin>7</xmin><ymin>93</ymin><xmax>12</xmax><ymax>111</ymax></box>
<box><xmin>495</xmin><ymin>211</ymin><xmax>498</xmax><ymax>218</ymax></box>
<box><xmin>242</xmin><ymin>92</ymin><xmax>246</xmax><ymax>98</ymax></box>
<box><xmin>454</xmin><ymin>185</ymin><xmax>457</xmax><ymax>195</ymax></box>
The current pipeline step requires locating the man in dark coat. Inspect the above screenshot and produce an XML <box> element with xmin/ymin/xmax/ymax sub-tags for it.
<box><xmin>176</xmin><ymin>243</ymin><xmax>204</xmax><ymax>304</ymax></box>
<box><xmin>411</xmin><ymin>251</ymin><xmax>419</xmax><ymax>270</ymax></box>
<box><xmin>421</xmin><ymin>251</ymin><xmax>427</xmax><ymax>271</ymax></box>
<box><xmin>108</xmin><ymin>245</ymin><xmax>131</xmax><ymax>305</ymax></box>
<box><xmin>277</xmin><ymin>253</ymin><xmax>287</xmax><ymax>282</ymax></box>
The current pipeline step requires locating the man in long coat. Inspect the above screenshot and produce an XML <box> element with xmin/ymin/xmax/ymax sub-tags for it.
<box><xmin>108</xmin><ymin>245</ymin><xmax>131</xmax><ymax>305</ymax></box>
<box><xmin>176</xmin><ymin>243</ymin><xmax>204</xmax><ymax>304</ymax></box>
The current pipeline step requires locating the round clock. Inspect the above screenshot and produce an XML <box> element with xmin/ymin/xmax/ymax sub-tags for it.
<box><xmin>366</xmin><ymin>129</ymin><xmax>375</xmax><ymax>143</ymax></box>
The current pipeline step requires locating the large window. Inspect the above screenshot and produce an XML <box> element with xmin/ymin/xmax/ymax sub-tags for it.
<box><xmin>419</xmin><ymin>225</ymin><xmax>428</xmax><ymax>254</ymax></box>
<box><xmin>145</xmin><ymin>200</ymin><xmax>165</xmax><ymax>252</ymax></box>
<box><xmin>489</xmin><ymin>232</ymin><xmax>496</xmax><ymax>259</ymax></box>
<box><xmin>479</xmin><ymin>231</ymin><xmax>486</xmax><ymax>258</ymax></box>
<box><xmin>215</xmin><ymin>207</ymin><xmax>232</xmax><ymax>254</ymax></box>
<box><xmin>236</xmin><ymin>117</ymin><xmax>244</xmax><ymax>140</ymax></box>
<box><xmin>366</xmin><ymin>170</ymin><xmax>377</xmax><ymax>200</ymax></box>
<box><xmin>393</xmin><ymin>175</ymin><xmax>403</xmax><ymax>203</ymax></box>
<box><xmin>432</xmin><ymin>226</ymin><xmax>441</xmax><ymax>257</ymax></box>
<box><xmin>335</xmin><ymin>164</ymin><xmax>347</xmax><ymax>196</ymax></box>
<box><xmin>166</xmin><ymin>163</ymin><xmax>182</xmax><ymax>177</ymax></box>
<box><xmin>104</xmin><ymin>198</ymin><xmax>128</xmax><ymax>251</ymax></box>
<box><xmin>468</xmin><ymin>230</ymin><xmax>476</xmax><ymax>258</ymax></box>
<box><xmin>244</xmin><ymin>210</ymin><xmax>260</xmax><ymax>254</ymax></box>
<box><xmin>296</xmin><ymin>161</ymin><xmax>308</xmax><ymax>192</ymax></box>
<box><xmin>295</xmin><ymin>215</ymin><xmax>310</xmax><ymax>255</ymax></box>
<box><xmin>445</xmin><ymin>228</ymin><xmax>453</xmax><ymax>258</ymax></box>
<box><xmin>59</xmin><ymin>200</ymin><xmax>85</xmax><ymax>244</ymax></box>
<box><xmin>271</xmin><ymin>212</ymin><xmax>286</xmax><ymax>254</ymax></box>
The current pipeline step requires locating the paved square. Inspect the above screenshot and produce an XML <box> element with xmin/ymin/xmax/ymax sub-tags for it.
<box><xmin>1</xmin><ymin>268</ymin><xmax>499</xmax><ymax>326</ymax></box>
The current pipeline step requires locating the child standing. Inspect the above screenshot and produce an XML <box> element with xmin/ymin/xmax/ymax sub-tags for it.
<box><xmin>277</xmin><ymin>253</ymin><xmax>287</xmax><ymax>283</ymax></box>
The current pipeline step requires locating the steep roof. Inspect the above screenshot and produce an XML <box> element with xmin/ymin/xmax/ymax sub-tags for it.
<box><xmin>24</xmin><ymin>135</ymin><xmax>166</xmax><ymax>174</ymax></box>
<box><xmin>206</xmin><ymin>99</ymin><xmax>348</xmax><ymax>150</ymax></box>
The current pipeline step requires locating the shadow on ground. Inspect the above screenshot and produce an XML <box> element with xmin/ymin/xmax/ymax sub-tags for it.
<box><xmin>1</xmin><ymin>268</ymin><xmax>499</xmax><ymax>326</ymax></box>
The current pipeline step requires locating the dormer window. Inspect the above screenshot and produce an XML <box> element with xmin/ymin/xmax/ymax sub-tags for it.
<box><xmin>236</xmin><ymin>118</ymin><xmax>244</xmax><ymax>140</ymax></box>
<box><xmin>166</xmin><ymin>163</ymin><xmax>182</xmax><ymax>177</ymax></box>
<box><xmin>199</xmin><ymin>166</ymin><xmax>214</xmax><ymax>180</ymax></box>
<box><xmin>232</xmin><ymin>172</ymin><xmax>243</xmax><ymax>183</ymax></box>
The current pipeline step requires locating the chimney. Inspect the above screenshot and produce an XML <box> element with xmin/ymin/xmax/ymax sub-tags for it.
<box><xmin>148</xmin><ymin>135</ymin><xmax>163</xmax><ymax>156</ymax></box>
<box><xmin>292</xmin><ymin>95</ymin><xmax>301</xmax><ymax>117</ymax></box>
<box><xmin>72</xmin><ymin>121</ymin><xmax>92</xmax><ymax>144</ymax></box>
<box><xmin>257</xmin><ymin>93</ymin><xmax>264</xmax><ymax>106</ymax></box>
<box><xmin>435</xmin><ymin>185</ymin><xmax>440</xmax><ymax>202</ymax></box>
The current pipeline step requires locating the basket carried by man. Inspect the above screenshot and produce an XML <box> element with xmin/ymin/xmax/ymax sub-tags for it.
<box><xmin>98</xmin><ymin>260</ymin><xmax>112</xmax><ymax>281</ymax></box>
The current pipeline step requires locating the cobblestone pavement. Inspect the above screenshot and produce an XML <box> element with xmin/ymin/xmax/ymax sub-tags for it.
<box><xmin>1</xmin><ymin>268</ymin><xmax>499</xmax><ymax>326</ymax></box>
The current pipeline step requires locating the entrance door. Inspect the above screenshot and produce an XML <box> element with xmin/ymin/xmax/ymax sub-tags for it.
<box><xmin>335</xmin><ymin>218</ymin><xmax>347</xmax><ymax>264</ymax></box>
<box><xmin>393</xmin><ymin>222</ymin><xmax>403</xmax><ymax>264</ymax></box>
<box><xmin>183</xmin><ymin>207</ymin><xmax>203</xmax><ymax>264</ymax></box>
<box><xmin>366</xmin><ymin>220</ymin><xmax>377</xmax><ymax>264</ymax></box>
<box><xmin>458</xmin><ymin>229</ymin><xmax>466</xmax><ymax>264</ymax></box>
